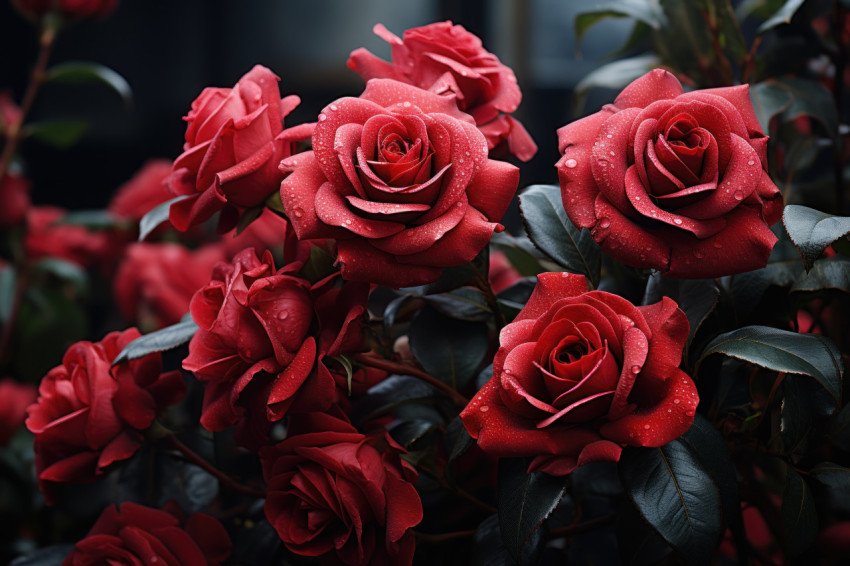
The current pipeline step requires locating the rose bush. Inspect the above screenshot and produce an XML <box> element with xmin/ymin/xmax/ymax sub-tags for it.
<box><xmin>460</xmin><ymin>271</ymin><xmax>699</xmax><ymax>475</ymax></box>
<box><xmin>168</xmin><ymin>65</ymin><xmax>312</xmax><ymax>232</ymax></box>
<box><xmin>556</xmin><ymin>69</ymin><xmax>783</xmax><ymax>278</ymax></box>
<box><xmin>260</xmin><ymin>411</ymin><xmax>422</xmax><ymax>566</ymax></box>
<box><xmin>25</xmin><ymin>328</ymin><xmax>185</xmax><ymax>503</ymax></box>
<box><xmin>347</xmin><ymin>22</ymin><xmax>537</xmax><ymax>161</ymax></box>
<box><xmin>63</xmin><ymin>502</ymin><xmax>231</xmax><ymax>566</ymax></box>
<box><xmin>182</xmin><ymin>248</ymin><xmax>369</xmax><ymax>446</ymax></box>
<box><xmin>280</xmin><ymin>78</ymin><xmax>519</xmax><ymax>287</ymax></box>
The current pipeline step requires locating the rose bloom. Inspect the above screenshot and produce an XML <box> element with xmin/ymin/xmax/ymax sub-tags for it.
<box><xmin>113</xmin><ymin>242</ymin><xmax>226</xmax><ymax>330</ymax></box>
<box><xmin>182</xmin><ymin>248</ymin><xmax>369</xmax><ymax>446</ymax></box>
<box><xmin>460</xmin><ymin>271</ymin><xmax>698</xmax><ymax>475</ymax></box>
<box><xmin>12</xmin><ymin>0</ymin><xmax>116</xmax><ymax>18</ymax></box>
<box><xmin>260</xmin><ymin>411</ymin><xmax>422</xmax><ymax>566</ymax></box>
<box><xmin>0</xmin><ymin>378</ymin><xmax>37</xmax><ymax>446</ymax></box>
<box><xmin>63</xmin><ymin>502</ymin><xmax>231</xmax><ymax>566</ymax></box>
<box><xmin>108</xmin><ymin>159</ymin><xmax>174</xmax><ymax>222</ymax></box>
<box><xmin>280</xmin><ymin>79</ymin><xmax>520</xmax><ymax>288</ymax></box>
<box><xmin>488</xmin><ymin>249</ymin><xmax>523</xmax><ymax>294</ymax></box>
<box><xmin>168</xmin><ymin>65</ymin><xmax>313</xmax><ymax>232</ymax></box>
<box><xmin>26</xmin><ymin>328</ymin><xmax>185</xmax><ymax>503</ymax></box>
<box><xmin>556</xmin><ymin>69</ymin><xmax>782</xmax><ymax>278</ymax></box>
<box><xmin>348</xmin><ymin>22</ymin><xmax>537</xmax><ymax>161</ymax></box>
<box><xmin>0</xmin><ymin>172</ymin><xmax>31</xmax><ymax>229</ymax></box>
<box><xmin>25</xmin><ymin>206</ymin><xmax>123</xmax><ymax>271</ymax></box>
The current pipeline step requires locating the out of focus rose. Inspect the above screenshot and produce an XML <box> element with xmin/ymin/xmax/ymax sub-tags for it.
<box><xmin>113</xmin><ymin>242</ymin><xmax>226</xmax><ymax>330</ymax></box>
<box><xmin>13</xmin><ymin>0</ymin><xmax>117</xmax><ymax>19</ymax></box>
<box><xmin>26</xmin><ymin>328</ymin><xmax>185</xmax><ymax>503</ymax></box>
<box><xmin>63</xmin><ymin>502</ymin><xmax>231</xmax><ymax>566</ymax></box>
<box><xmin>0</xmin><ymin>378</ymin><xmax>37</xmax><ymax>446</ymax></box>
<box><xmin>348</xmin><ymin>22</ymin><xmax>537</xmax><ymax>161</ymax></box>
<box><xmin>488</xmin><ymin>250</ymin><xmax>522</xmax><ymax>294</ymax></box>
<box><xmin>168</xmin><ymin>65</ymin><xmax>313</xmax><ymax>232</ymax></box>
<box><xmin>108</xmin><ymin>159</ymin><xmax>174</xmax><ymax>222</ymax></box>
<box><xmin>25</xmin><ymin>207</ymin><xmax>121</xmax><ymax>271</ymax></box>
<box><xmin>0</xmin><ymin>172</ymin><xmax>31</xmax><ymax>229</ymax></box>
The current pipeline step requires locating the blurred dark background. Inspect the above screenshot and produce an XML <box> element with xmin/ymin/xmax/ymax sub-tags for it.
<box><xmin>0</xmin><ymin>0</ymin><xmax>631</xmax><ymax>227</ymax></box>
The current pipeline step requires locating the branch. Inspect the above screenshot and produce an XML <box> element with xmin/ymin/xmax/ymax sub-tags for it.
<box><xmin>162</xmin><ymin>434</ymin><xmax>266</xmax><ymax>498</ymax></box>
<box><xmin>354</xmin><ymin>352</ymin><xmax>470</xmax><ymax>409</ymax></box>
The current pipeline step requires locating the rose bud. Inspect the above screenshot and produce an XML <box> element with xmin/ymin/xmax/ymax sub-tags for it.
<box><xmin>168</xmin><ymin>65</ymin><xmax>313</xmax><ymax>232</ymax></box>
<box><xmin>348</xmin><ymin>22</ymin><xmax>537</xmax><ymax>161</ymax></box>
<box><xmin>280</xmin><ymin>79</ymin><xmax>520</xmax><ymax>288</ymax></box>
<box><xmin>460</xmin><ymin>271</ymin><xmax>699</xmax><ymax>475</ymax></box>
<box><xmin>556</xmin><ymin>69</ymin><xmax>782</xmax><ymax>278</ymax></box>
<box><xmin>63</xmin><ymin>502</ymin><xmax>231</xmax><ymax>566</ymax></box>
<box><xmin>26</xmin><ymin>328</ymin><xmax>186</xmax><ymax>503</ymax></box>
<box><xmin>260</xmin><ymin>411</ymin><xmax>422</xmax><ymax>566</ymax></box>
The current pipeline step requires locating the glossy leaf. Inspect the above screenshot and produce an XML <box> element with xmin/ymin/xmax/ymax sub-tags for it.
<box><xmin>750</xmin><ymin>80</ymin><xmax>794</xmax><ymax>133</ymax></box>
<box><xmin>575</xmin><ymin>0</ymin><xmax>667</xmax><ymax>45</ymax></box>
<box><xmin>139</xmin><ymin>196</ymin><xmax>187</xmax><ymax>242</ymax></box>
<box><xmin>409</xmin><ymin>306</ymin><xmax>490</xmax><ymax>389</ymax></box>
<box><xmin>58</xmin><ymin>210</ymin><xmax>123</xmax><ymax>230</ymax></box>
<box><xmin>0</xmin><ymin>265</ymin><xmax>17</xmax><ymax>325</ymax></box>
<box><xmin>112</xmin><ymin>319</ymin><xmax>199</xmax><ymax>365</ymax></box>
<box><xmin>425</xmin><ymin>287</ymin><xmax>491</xmax><ymax>322</ymax></box>
<box><xmin>828</xmin><ymin>403</ymin><xmax>850</xmax><ymax>451</ymax></box>
<box><xmin>352</xmin><ymin>375</ymin><xmax>434</xmax><ymax>424</ymax></box>
<box><xmin>698</xmin><ymin>325</ymin><xmax>843</xmax><ymax>403</ymax></box>
<box><xmin>235</xmin><ymin>206</ymin><xmax>263</xmax><ymax>235</ymax></box>
<box><xmin>782</xmin><ymin>466</ymin><xmax>818</xmax><ymax>556</ymax></box>
<box><xmin>10</xmin><ymin>545</ymin><xmax>74</xmax><ymax>566</ymax></box>
<box><xmin>445</xmin><ymin>416</ymin><xmax>474</xmax><ymax>465</ymax></box>
<box><xmin>498</xmin><ymin>458</ymin><xmax>567</xmax><ymax>563</ymax></box>
<box><xmin>792</xmin><ymin>256</ymin><xmax>850</xmax><ymax>292</ymax></box>
<box><xmin>752</xmin><ymin>78</ymin><xmax>838</xmax><ymax>141</ymax></box>
<box><xmin>473</xmin><ymin>514</ymin><xmax>540</xmax><ymax>566</ymax></box>
<box><xmin>643</xmin><ymin>274</ymin><xmax>719</xmax><ymax>352</ymax></box>
<box><xmin>46</xmin><ymin>61</ymin><xmax>132</xmax><ymax>104</ymax></box>
<box><xmin>519</xmin><ymin>184</ymin><xmax>601</xmax><ymax>288</ymax></box>
<box><xmin>573</xmin><ymin>54</ymin><xmax>661</xmax><ymax>114</ymax></box>
<box><xmin>756</xmin><ymin>0</ymin><xmax>806</xmax><ymax>33</ymax></box>
<box><xmin>811</xmin><ymin>461</ymin><xmax>850</xmax><ymax>490</ymax></box>
<box><xmin>25</xmin><ymin>120</ymin><xmax>88</xmax><ymax>149</ymax></box>
<box><xmin>784</xmin><ymin>205</ymin><xmax>850</xmax><ymax>271</ymax></box>
<box><xmin>619</xmin><ymin>442</ymin><xmax>723</xmax><ymax>560</ymax></box>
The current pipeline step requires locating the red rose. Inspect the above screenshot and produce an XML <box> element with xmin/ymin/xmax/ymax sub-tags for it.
<box><xmin>25</xmin><ymin>206</ymin><xmax>120</xmax><ymax>270</ymax></box>
<box><xmin>0</xmin><ymin>172</ymin><xmax>31</xmax><ymax>229</ymax></box>
<box><xmin>280</xmin><ymin>79</ymin><xmax>520</xmax><ymax>288</ymax></box>
<box><xmin>108</xmin><ymin>159</ymin><xmax>174</xmax><ymax>222</ymax></box>
<box><xmin>113</xmin><ymin>242</ymin><xmax>226</xmax><ymax>330</ymax></box>
<box><xmin>460</xmin><ymin>271</ymin><xmax>698</xmax><ymax>475</ymax></box>
<box><xmin>260</xmin><ymin>412</ymin><xmax>422</xmax><ymax>566</ymax></box>
<box><xmin>13</xmin><ymin>0</ymin><xmax>116</xmax><ymax>18</ymax></box>
<box><xmin>168</xmin><ymin>65</ymin><xmax>313</xmax><ymax>232</ymax></box>
<box><xmin>0</xmin><ymin>378</ymin><xmax>37</xmax><ymax>446</ymax></box>
<box><xmin>63</xmin><ymin>502</ymin><xmax>231</xmax><ymax>566</ymax></box>
<box><xmin>182</xmin><ymin>248</ymin><xmax>369</xmax><ymax>446</ymax></box>
<box><xmin>25</xmin><ymin>328</ymin><xmax>185</xmax><ymax>503</ymax></box>
<box><xmin>348</xmin><ymin>22</ymin><xmax>537</xmax><ymax>161</ymax></box>
<box><xmin>556</xmin><ymin>69</ymin><xmax>783</xmax><ymax>278</ymax></box>
<box><xmin>488</xmin><ymin>249</ymin><xmax>523</xmax><ymax>294</ymax></box>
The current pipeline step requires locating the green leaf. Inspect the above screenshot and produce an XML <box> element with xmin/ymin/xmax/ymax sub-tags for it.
<box><xmin>56</xmin><ymin>209</ymin><xmax>124</xmax><ymax>230</ymax></box>
<box><xmin>10</xmin><ymin>545</ymin><xmax>75</xmax><ymax>566</ymax></box>
<box><xmin>112</xmin><ymin>319</ymin><xmax>199</xmax><ymax>365</ymax></box>
<box><xmin>750</xmin><ymin>80</ymin><xmax>794</xmax><ymax>133</ymax></box>
<box><xmin>519</xmin><ymin>184</ymin><xmax>601</xmax><ymax>288</ymax></box>
<box><xmin>235</xmin><ymin>206</ymin><xmax>263</xmax><ymax>235</ymax></box>
<box><xmin>678</xmin><ymin>414</ymin><xmax>738</xmax><ymax>529</ymax></box>
<box><xmin>32</xmin><ymin>258</ymin><xmax>88</xmax><ymax>289</ymax></box>
<box><xmin>139</xmin><ymin>196</ymin><xmax>187</xmax><ymax>242</ymax></box>
<box><xmin>46</xmin><ymin>61</ymin><xmax>133</xmax><ymax>105</ymax></box>
<box><xmin>781</xmin><ymin>376</ymin><xmax>814</xmax><ymax>461</ymax></box>
<box><xmin>792</xmin><ymin>256</ymin><xmax>850</xmax><ymax>293</ymax></box>
<box><xmin>782</xmin><ymin>466</ymin><xmax>818</xmax><ymax>556</ymax></box>
<box><xmin>24</xmin><ymin>120</ymin><xmax>88</xmax><ymax>149</ymax></box>
<box><xmin>811</xmin><ymin>461</ymin><xmax>850</xmax><ymax>489</ymax></box>
<box><xmin>387</xmin><ymin>419</ymin><xmax>436</xmax><ymax>450</ymax></box>
<box><xmin>0</xmin><ymin>265</ymin><xmax>17</xmax><ymax>325</ymax></box>
<box><xmin>783</xmin><ymin>205</ymin><xmax>850</xmax><ymax>271</ymax></box>
<box><xmin>331</xmin><ymin>355</ymin><xmax>355</xmax><ymax>395</ymax></box>
<box><xmin>299</xmin><ymin>245</ymin><xmax>337</xmax><ymax>284</ymax></box>
<box><xmin>409</xmin><ymin>306</ymin><xmax>490</xmax><ymax>389</ymax></box>
<box><xmin>698</xmin><ymin>325</ymin><xmax>843</xmax><ymax>403</ymax></box>
<box><xmin>445</xmin><ymin>416</ymin><xmax>474</xmax><ymax>465</ymax></box>
<box><xmin>498</xmin><ymin>458</ymin><xmax>568</xmax><ymax>563</ymax></box>
<box><xmin>756</xmin><ymin>0</ymin><xmax>806</xmax><ymax>34</ymax></box>
<box><xmin>573</xmin><ymin>54</ymin><xmax>661</xmax><ymax>115</ymax></box>
<box><xmin>490</xmin><ymin>232</ymin><xmax>545</xmax><ymax>277</ymax></box>
<box><xmin>352</xmin><ymin>375</ymin><xmax>434</xmax><ymax>425</ymax></box>
<box><xmin>643</xmin><ymin>274</ymin><xmax>719</xmax><ymax>353</ymax></box>
<box><xmin>753</xmin><ymin>78</ymin><xmax>839</xmax><ymax>141</ymax></box>
<box><xmin>721</xmin><ymin>261</ymin><xmax>800</xmax><ymax>322</ymax></box>
<box><xmin>575</xmin><ymin>0</ymin><xmax>668</xmax><ymax>45</ymax></box>
<box><xmin>425</xmin><ymin>287</ymin><xmax>491</xmax><ymax>322</ymax></box>
<box><xmin>473</xmin><ymin>514</ymin><xmax>540</xmax><ymax>566</ymax></box>
<box><xmin>619</xmin><ymin>441</ymin><xmax>723</xmax><ymax>560</ymax></box>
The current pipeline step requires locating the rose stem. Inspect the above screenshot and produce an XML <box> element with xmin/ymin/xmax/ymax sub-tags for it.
<box><xmin>417</xmin><ymin>463</ymin><xmax>497</xmax><ymax>514</ymax></box>
<box><xmin>472</xmin><ymin>262</ymin><xmax>507</xmax><ymax>330</ymax></box>
<box><xmin>740</xmin><ymin>36</ymin><xmax>762</xmax><ymax>84</ymax></box>
<box><xmin>163</xmin><ymin>434</ymin><xmax>266</xmax><ymax>498</ymax></box>
<box><xmin>700</xmin><ymin>6</ymin><xmax>735</xmax><ymax>86</ymax></box>
<box><xmin>0</xmin><ymin>17</ymin><xmax>58</xmax><ymax>181</ymax></box>
<box><xmin>414</xmin><ymin>529</ymin><xmax>476</xmax><ymax>544</ymax></box>
<box><xmin>831</xmin><ymin>0</ymin><xmax>847</xmax><ymax>214</ymax></box>
<box><xmin>547</xmin><ymin>513</ymin><xmax>617</xmax><ymax>538</ymax></box>
<box><xmin>354</xmin><ymin>352</ymin><xmax>470</xmax><ymax>409</ymax></box>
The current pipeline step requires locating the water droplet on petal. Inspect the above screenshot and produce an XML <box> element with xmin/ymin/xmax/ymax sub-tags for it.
<box><xmin>479</xmin><ymin>405</ymin><xmax>490</xmax><ymax>413</ymax></box>
<box><xmin>292</xmin><ymin>207</ymin><xmax>304</xmax><ymax>219</ymax></box>
<box><xmin>631</xmin><ymin>365</ymin><xmax>641</xmax><ymax>374</ymax></box>
<box><xmin>565</xmin><ymin>158</ymin><xmax>578</xmax><ymax>169</ymax></box>
<box><xmin>747</xmin><ymin>160</ymin><xmax>755</xmax><ymax>166</ymax></box>
<box><xmin>345</xmin><ymin>219</ymin><xmax>352</xmax><ymax>225</ymax></box>
<box><xmin>673</xmin><ymin>399</ymin><xmax>681</xmax><ymax>405</ymax></box>
<box><xmin>318</xmin><ymin>113</ymin><xmax>327</xmax><ymax>121</ymax></box>
<box><xmin>330</xmin><ymin>104</ymin><xmax>338</xmax><ymax>111</ymax></box>
<box><xmin>606</xmin><ymin>134</ymin><xmax>613</xmax><ymax>139</ymax></box>
<box><xmin>733</xmin><ymin>190</ymin><xmax>744</xmax><ymax>200</ymax></box>
<box><xmin>643</xmin><ymin>424</ymin><xmax>651</xmax><ymax>430</ymax></box>
<box><xmin>673</xmin><ymin>218</ymin><xmax>683</xmax><ymax>225</ymax></box>
<box><xmin>403</xmin><ymin>101</ymin><xmax>412</xmax><ymax>107</ymax></box>
<box><xmin>598</xmin><ymin>217</ymin><xmax>611</xmax><ymax>229</ymax></box>
<box><xmin>694</xmin><ymin>249</ymin><xmax>705</xmax><ymax>259</ymax></box>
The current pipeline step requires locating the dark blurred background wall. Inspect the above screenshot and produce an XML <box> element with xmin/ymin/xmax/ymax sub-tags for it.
<box><xmin>0</xmin><ymin>0</ymin><xmax>631</xmax><ymax>225</ymax></box>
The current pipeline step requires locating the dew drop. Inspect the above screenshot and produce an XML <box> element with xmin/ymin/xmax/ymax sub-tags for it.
<box><xmin>277</xmin><ymin>311</ymin><xmax>289</xmax><ymax>320</ymax></box>
<box><xmin>694</xmin><ymin>249</ymin><xmax>705</xmax><ymax>259</ymax></box>
<box><xmin>673</xmin><ymin>399</ymin><xmax>680</xmax><ymax>405</ymax></box>
<box><xmin>643</xmin><ymin>424</ymin><xmax>651</xmax><ymax>430</ymax></box>
<box><xmin>403</xmin><ymin>101</ymin><xmax>412</xmax><ymax>107</ymax></box>
<box><xmin>318</xmin><ymin>113</ymin><xmax>327</xmax><ymax>121</ymax></box>
<box><xmin>345</xmin><ymin>219</ymin><xmax>352</xmax><ymax>225</ymax></box>
<box><xmin>685</xmin><ymin>410</ymin><xmax>696</xmax><ymax>417</ymax></box>
<box><xmin>479</xmin><ymin>405</ymin><xmax>490</xmax><ymax>413</ymax></box>
<box><xmin>564</xmin><ymin>158</ymin><xmax>578</xmax><ymax>168</ymax></box>
<box><xmin>747</xmin><ymin>160</ymin><xmax>754</xmax><ymax>166</ymax></box>
<box><xmin>631</xmin><ymin>365</ymin><xmax>641</xmax><ymax>374</ymax></box>
<box><xmin>598</xmin><ymin>217</ymin><xmax>611</xmax><ymax>229</ymax></box>
<box><xmin>733</xmin><ymin>190</ymin><xmax>744</xmax><ymax>200</ymax></box>
<box><xmin>606</xmin><ymin>134</ymin><xmax>613</xmax><ymax>139</ymax></box>
<box><xmin>330</xmin><ymin>104</ymin><xmax>338</xmax><ymax>111</ymax></box>
<box><xmin>635</xmin><ymin>196</ymin><xmax>641</xmax><ymax>201</ymax></box>
<box><xmin>610</xmin><ymin>150</ymin><xmax>615</xmax><ymax>156</ymax></box>
<box><xmin>292</xmin><ymin>207</ymin><xmax>304</xmax><ymax>219</ymax></box>
<box><xmin>673</xmin><ymin>218</ymin><xmax>683</xmax><ymax>225</ymax></box>
<box><xmin>713</xmin><ymin>241</ymin><xmax>723</xmax><ymax>249</ymax></box>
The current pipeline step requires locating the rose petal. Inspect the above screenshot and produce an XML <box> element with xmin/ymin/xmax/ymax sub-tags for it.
<box><xmin>336</xmin><ymin>240</ymin><xmax>442</xmax><ymax>288</ymax></box>
<box><xmin>614</xmin><ymin>69</ymin><xmax>684</xmax><ymax>110</ymax></box>
<box><xmin>280</xmin><ymin>151</ymin><xmax>349</xmax><ymax>240</ymax></box>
